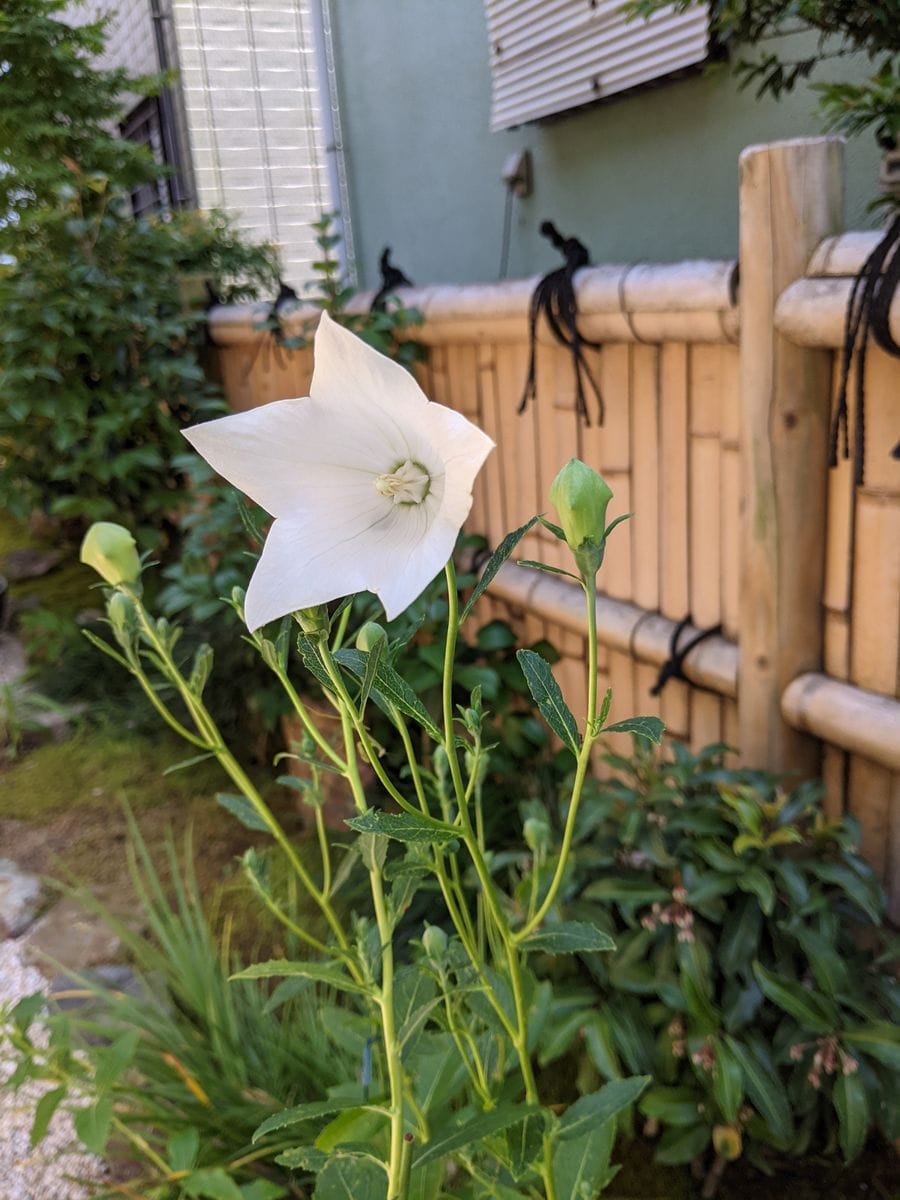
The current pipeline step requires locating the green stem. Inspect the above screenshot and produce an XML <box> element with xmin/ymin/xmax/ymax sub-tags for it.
<box><xmin>516</xmin><ymin>574</ymin><xmax>599</xmax><ymax>941</ymax></box>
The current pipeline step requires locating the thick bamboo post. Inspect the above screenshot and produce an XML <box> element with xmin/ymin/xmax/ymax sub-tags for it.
<box><xmin>738</xmin><ymin>137</ymin><xmax>844</xmax><ymax>772</ymax></box>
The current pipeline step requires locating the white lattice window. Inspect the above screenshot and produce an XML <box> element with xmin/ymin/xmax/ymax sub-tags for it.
<box><xmin>485</xmin><ymin>0</ymin><xmax>710</xmax><ymax>131</ymax></box>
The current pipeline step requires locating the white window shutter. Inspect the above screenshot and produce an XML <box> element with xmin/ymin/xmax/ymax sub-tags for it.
<box><xmin>485</xmin><ymin>1</ymin><xmax>710</xmax><ymax>131</ymax></box>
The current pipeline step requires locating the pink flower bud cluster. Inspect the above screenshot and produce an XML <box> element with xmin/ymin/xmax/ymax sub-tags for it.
<box><xmin>789</xmin><ymin>1036</ymin><xmax>859</xmax><ymax>1089</ymax></box>
<box><xmin>668</xmin><ymin>1017</ymin><xmax>686</xmax><ymax>1059</ymax></box>
<box><xmin>640</xmin><ymin>885</ymin><xmax>694</xmax><ymax>942</ymax></box>
<box><xmin>691</xmin><ymin>1039</ymin><xmax>716</xmax><ymax>1072</ymax></box>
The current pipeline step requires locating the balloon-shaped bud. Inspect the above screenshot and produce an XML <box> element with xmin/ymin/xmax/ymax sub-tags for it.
<box><xmin>523</xmin><ymin>816</ymin><xmax>551</xmax><ymax>856</ymax></box>
<box><xmin>422</xmin><ymin>924</ymin><xmax>448</xmax><ymax>962</ymax></box>
<box><xmin>356</xmin><ymin>621</ymin><xmax>387</xmax><ymax>653</ymax></box>
<box><xmin>80</xmin><ymin>523</ymin><xmax>141</xmax><ymax>587</ymax></box>
<box><xmin>548</xmin><ymin>459</ymin><xmax>614</xmax><ymax>578</ymax></box>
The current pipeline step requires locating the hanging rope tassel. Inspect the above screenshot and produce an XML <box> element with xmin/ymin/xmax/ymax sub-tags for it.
<box><xmin>829</xmin><ymin>213</ymin><xmax>900</xmax><ymax>486</ymax></box>
<box><xmin>519</xmin><ymin>221</ymin><xmax>604</xmax><ymax>426</ymax></box>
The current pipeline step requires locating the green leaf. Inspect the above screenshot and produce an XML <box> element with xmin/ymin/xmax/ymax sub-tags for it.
<box><xmin>30</xmin><ymin>1087</ymin><xmax>66</xmax><ymax>1147</ymax></box>
<box><xmin>737</xmin><ymin>867</ymin><xmax>776</xmax><ymax>916</ymax></box>
<box><xmin>842</xmin><ymin>1022</ymin><xmax>900</xmax><ymax>1071</ymax></box>
<box><xmin>334</xmin><ymin>648</ymin><xmax>442</xmax><ymax>740</ymax></box>
<box><xmin>232</xmin><ymin>960</ymin><xmax>368</xmax><ymax>997</ymax></box>
<box><xmin>313</xmin><ymin>1157</ymin><xmax>387</xmax><ymax>1200</ymax></box>
<box><xmin>711</xmin><ymin>1039</ymin><xmax>743</xmax><ymax>1123</ymax></box>
<box><xmin>274</xmin><ymin>1146</ymin><xmax>329</xmax><ymax>1170</ymax></box>
<box><xmin>833</xmin><ymin>1071</ymin><xmax>869</xmax><ymax>1162</ymax></box>
<box><xmin>551</xmin><ymin>1118</ymin><xmax>617</xmax><ymax>1200</ymax></box>
<box><xmin>168</xmin><ymin>1128</ymin><xmax>200</xmax><ymax>1171</ymax></box>
<box><xmin>655</xmin><ymin>1122</ymin><xmax>710</xmax><ymax>1165</ymax></box>
<box><xmin>640</xmin><ymin>1086</ymin><xmax>703</xmax><ymax>1127</ymax></box>
<box><xmin>240</xmin><ymin>1183</ymin><xmax>289</xmax><ymax>1200</ymax></box>
<box><xmin>516</xmin><ymin>648</ymin><xmax>580</xmax><ymax>755</ymax></box>
<box><xmin>315</xmin><ymin>1107</ymin><xmax>386</xmax><ymax>1152</ymax></box>
<box><xmin>460</xmin><ymin>516</ymin><xmax>538</xmax><ymax>622</ymax></box>
<box><xmin>94</xmin><ymin>1029</ymin><xmax>140</xmax><ymax>1092</ymax></box>
<box><xmin>752</xmin><ymin>962</ymin><xmax>837</xmax><ymax>1033</ymax></box>
<box><xmin>603</xmin><ymin>715</ymin><xmax>665</xmax><ymax>743</ymax></box>
<box><xmin>719</xmin><ymin>894</ymin><xmax>762</xmax><ymax>978</ymax></box>
<box><xmin>346</xmin><ymin>808</ymin><xmax>458</xmax><ymax>845</ymax></box>
<box><xmin>522</xmin><ymin>921</ymin><xmax>616</xmax><ymax>955</ymax></box>
<box><xmin>516</xmin><ymin>559</ymin><xmax>582</xmax><ymax>582</ymax></box>
<box><xmin>413</xmin><ymin>1103</ymin><xmax>541</xmax><ymax>1168</ymax></box>
<box><xmin>558</xmin><ymin>1076</ymin><xmax>650</xmax><ymax>1141</ymax></box>
<box><xmin>724</xmin><ymin>1036</ymin><xmax>792</xmax><ymax>1144</ymax></box>
<box><xmin>296</xmin><ymin>633</ymin><xmax>338</xmax><ymax>691</ymax></box>
<box><xmin>73</xmin><ymin>1097</ymin><xmax>113</xmax><ymax>1156</ymax></box>
<box><xmin>505</xmin><ymin>1111</ymin><xmax>547</xmax><ymax>1181</ymax></box>
<box><xmin>358</xmin><ymin>638</ymin><xmax>385</xmax><ymax>714</ymax></box>
<box><xmin>790</xmin><ymin>925</ymin><xmax>850</xmax><ymax>997</ymax></box>
<box><xmin>582</xmin><ymin>877</ymin><xmax>670</xmax><ymax>905</ymax></box>
<box><xmin>183</xmin><ymin>1169</ymin><xmax>244</xmax><ymax>1200</ymax></box>
<box><xmin>216</xmin><ymin>793</ymin><xmax>269</xmax><ymax>832</ymax></box>
<box><xmin>254</xmin><ymin>1097</ymin><xmax>378</xmax><ymax>1142</ymax></box>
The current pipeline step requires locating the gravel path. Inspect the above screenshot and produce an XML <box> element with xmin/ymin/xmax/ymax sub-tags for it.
<box><xmin>0</xmin><ymin>940</ymin><xmax>108</xmax><ymax>1200</ymax></box>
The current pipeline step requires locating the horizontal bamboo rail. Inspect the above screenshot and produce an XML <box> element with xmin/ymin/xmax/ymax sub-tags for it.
<box><xmin>776</xmin><ymin>276</ymin><xmax>900</xmax><ymax>348</ymax></box>
<box><xmin>782</xmin><ymin>673</ymin><xmax>900</xmax><ymax>771</ymax></box>
<box><xmin>206</xmin><ymin>258</ymin><xmax>739</xmax><ymax>349</ymax></box>
<box><xmin>489</xmin><ymin>562</ymin><xmax>739</xmax><ymax>698</ymax></box>
<box><xmin>806</xmin><ymin>231</ymin><xmax>882</xmax><ymax>276</ymax></box>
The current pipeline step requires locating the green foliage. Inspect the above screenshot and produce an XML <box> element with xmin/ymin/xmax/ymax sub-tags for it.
<box><xmin>0</xmin><ymin>0</ymin><xmax>278</xmax><ymax>536</ymax></box>
<box><xmin>627</xmin><ymin>0</ymin><xmax>900</xmax><ymax>147</ymax></box>
<box><xmin>543</xmin><ymin>741</ymin><xmax>899</xmax><ymax>1181</ymax></box>
<box><xmin>1</xmin><ymin>822</ymin><xmax>357</xmax><ymax>1197</ymax></box>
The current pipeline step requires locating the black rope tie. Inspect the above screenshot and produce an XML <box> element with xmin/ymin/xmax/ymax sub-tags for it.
<box><xmin>829</xmin><ymin>213</ymin><xmax>900</xmax><ymax>487</ymax></box>
<box><xmin>519</xmin><ymin>221</ymin><xmax>604</xmax><ymax>427</ymax></box>
<box><xmin>371</xmin><ymin>246</ymin><xmax>413</xmax><ymax>313</ymax></box>
<box><xmin>650</xmin><ymin>616</ymin><xmax>723</xmax><ymax>697</ymax></box>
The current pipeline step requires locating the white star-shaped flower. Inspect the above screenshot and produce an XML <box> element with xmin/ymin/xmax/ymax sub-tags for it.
<box><xmin>184</xmin><ymin>311</ymin><xmax>494</xmax><ymax>631</ymax></box>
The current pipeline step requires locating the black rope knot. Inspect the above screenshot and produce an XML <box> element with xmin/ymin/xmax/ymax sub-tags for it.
<box><xmin>650</xmin><ymin>616</ymin><xmax>723</xmax><ymax>696</ymax></box>
<box><xmin>830</xmin><ymin>212</ymin><xmax>900</xmax><ymax>486</ymax></box>
<box><xmin>519</xmin><ymin>221</ymin><xmax>604</xmax><ymax>426</ymax></box>
<box><xmin>371</xmin><ymin>246</ymin><xmax>413</xmax><ymax>313</ymax></box>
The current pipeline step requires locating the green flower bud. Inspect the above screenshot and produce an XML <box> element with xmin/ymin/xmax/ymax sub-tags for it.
<box><xmin>106</xmin><ymin>591</ymin><xmax>136</xmax><ymax>646</ymax></box>
<box><xmin>80</xmin><ymin>523</ymin><xmax>141</xmax><ymax>587</ymax></box>
<box><xmin>295</xmin><ymin>605</ymin><xmax>329</xmax><ymax>636</ymax></box>
<box><xmin>523</xmin><ymin>816</ymin><xmax>550</xmax><ymax>856</ymax></box>
<box><xmin>422</xmin><ymin>924</ymin><xmax>448</xmax><ymax>962</ymax></box>
<box><xmin>356</xmin><ymin>621</ymin><xmax>387</xmax><ymax>653</ymax></box>
<box><xmin>548</xmin><ymin>459</ymin><xmax>613</xmax><ymax>578</ymax></box>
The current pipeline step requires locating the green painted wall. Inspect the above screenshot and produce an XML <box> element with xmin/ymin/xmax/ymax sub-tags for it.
<box><xmin>330</xmin><ymin>1</ymin><xmax>882</xmax><ymax>289</ymax></box>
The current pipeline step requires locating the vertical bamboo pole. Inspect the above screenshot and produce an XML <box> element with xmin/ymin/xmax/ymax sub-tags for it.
<box><xmin>738</xmin><ymin>137</ymin><xmax>843</xmax><ymax>773</ymax></box>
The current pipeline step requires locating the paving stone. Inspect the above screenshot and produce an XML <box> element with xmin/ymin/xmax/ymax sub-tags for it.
<box><xmin>20</xmin><ymin>895</ymin><xmax>127</xmax><ymax>975</ymax></box>
<box><xmin>0</xmin><ymin>858</ymin><xmax>43</xmax><ymax>939</ymax></box>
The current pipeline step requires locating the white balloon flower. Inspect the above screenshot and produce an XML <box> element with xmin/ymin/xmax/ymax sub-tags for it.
<box><xmin>184</xmin><ymin>311</ymin><xmax>494</xmax><ymax>631</ymax></box>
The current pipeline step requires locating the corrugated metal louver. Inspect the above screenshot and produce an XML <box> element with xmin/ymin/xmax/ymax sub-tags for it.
<box><xmin>485</xmin><ymin>0</ymin><xmax>709</xmax><ymax>130</ymax></box>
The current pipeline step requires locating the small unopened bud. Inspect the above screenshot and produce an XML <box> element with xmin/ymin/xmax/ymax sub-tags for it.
<box><xmin>548</xmin><ymin>459</ymin><xmax>614</xmax><ymax>578</ymax></box>
<box><xmin>356</xmin><ymin>621</ymin><xmax>387</xmax><ymax>653</ymax></box>
<box><xmin>80</xmin><ymin>523</ymin><xmax>141</xmax><ymax>587</ymax></box>
<box><xmin>523</xmin><ymin>817</ymin><xmax>550</xmax><ymax>856</ymax></box>
<box><xmin>295</xmin><ymin>605</ymin><xmax>329</xmax><ymax>636</ymax></box>
<box><xmin>189</xmin><ymin>643</ymin><xmax>214</xmax><ymax>697</ymax></box>
<box><xmin>106</xmin><ymin>591</ymin><xmax>136</xmax><ymax>645</ymax></box>
<box><xmin>422</xmin><ymin>924</ymin><xmax>448</xmax><ymax>961</ymax></box>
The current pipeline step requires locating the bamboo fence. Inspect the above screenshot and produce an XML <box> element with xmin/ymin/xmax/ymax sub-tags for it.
<box><xmin>207</xmin><ymin>138</ymin><xmax>900</xmax><ymax>918</ymax></box>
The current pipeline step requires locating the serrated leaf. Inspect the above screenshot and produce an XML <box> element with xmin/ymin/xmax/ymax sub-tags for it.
<box><xmin>30</xmin><ymin>1087</ymin><xmax>65</xmax><ymax>1147</ymax></box>
<box><xmin>552</xmin><ymin>1117</ymin><xmax>617</xmax><ymax>1200</ymax></box>
<box><xmin>460</xmin><ymin>516</ymin><xmax>538</xmax><ymax>622</ymax></box>
<box><xmin>413</xmin><ymin>1103</ymin><xmax>541</xmax><ymax>1168</ymax></box>
<box><xmin>505</xmin><ymin>1112</ymin><xmax>547</xmax><ymax>1181</ymax></box>
<box><xmin>313</xmin><ymin>1156</ymin><xmax>387</xmax><ymax>1200</ymax></box>
<box><xmin>346</xmin><ymin>808</ymin><xmax>457</xmax><ymax>845</ymax></box>
<box><xmin>334</xmin><ymin>648</ymin><xmax>442</xmax><ymax>740</ymax></box>
<box><xmin>522</xmin><ymin>921</ymin><xmax>615</xmax><ymax>955</ymax></box>
<box><xmin>558</xmin><ymin>1076</ymin><xmax>650</xmax><ymax>1141</ymax></box>
<box><xmin>217</xmin><ymin>793</ymin><xmax>269</xmax><ymax>832</ymax></box>
<box><xmin>232</xmin><ymin>960</ymin><xmax>368</xmax><ymax>997</ymax></box>
<box><xmin>255</xmin><ymin>1097</ymin><xmax>378</xmax><ymax>1142</ymax></box>
<box><xmin>603</xmin><ymin>716</ymin><xmax>665</xmax><ymax>744</ymax></box>
<box><xmin>516</xmin><ymin>560</ymin><xmax>581</xmax><ymax>583</ymax></box>
<box><xmin>516</xmin><ymin>648</ymin><xmax>580</xmax><ymax>754</ymax></box>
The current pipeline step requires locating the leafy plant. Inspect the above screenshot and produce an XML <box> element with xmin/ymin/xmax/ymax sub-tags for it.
<box><xmin>1</xmin><ymin>819</ymin><xmax>357</xmax><ymax>1198</ymax></box>
<box><xmin>627</xmin><ymin>0</ymin><xmax>900</xmax><ymax>149</ymax></box>
<box><xmin>0</xmin><ymin>0</ymin><xmax>278</xmax><ymax>538</ymax></box>
<box><xmin>538</xmin><ymin>740</ymin><xmax>899</xmax><ymax>1194</ymax></box>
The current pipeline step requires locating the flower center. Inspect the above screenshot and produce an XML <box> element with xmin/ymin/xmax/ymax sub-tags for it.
<box><xmin>374</xmin><ymin>459</ymin><xmax>431</xmax><ymax>506</ymax></box>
